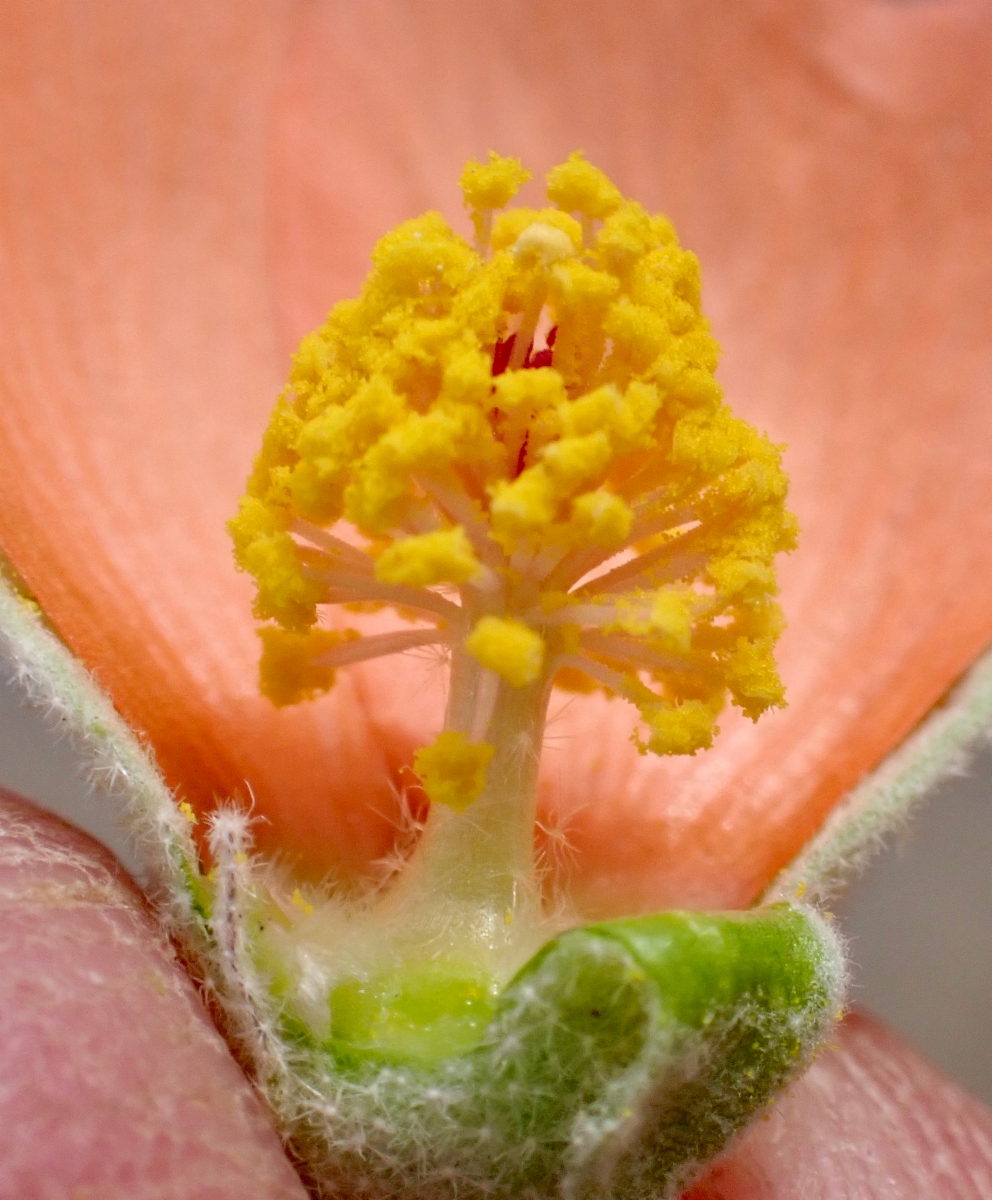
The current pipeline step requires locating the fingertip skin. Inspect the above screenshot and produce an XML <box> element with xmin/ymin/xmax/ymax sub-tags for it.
<box><xmin>0</xmin><ymin>789</ymin><xmax>309</xmax><ymax>1200</ymax></box>
<box><xmin>684</xmin><ymin>1010</ymin><xmax>992</xmax><ymax>1200</ymax></box>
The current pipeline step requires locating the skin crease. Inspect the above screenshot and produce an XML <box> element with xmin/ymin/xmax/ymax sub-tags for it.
<box><xmin>0</xmin><ymin>0</ymin><xmax>990</xmax><ymax>1196</ymax></box>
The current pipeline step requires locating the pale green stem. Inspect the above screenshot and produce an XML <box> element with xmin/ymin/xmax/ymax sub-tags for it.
<box><xmin>384</xmin><ymin>648</ymin><xmax>552</xmax><ymax>967</ymax></box>
<box><xmin>422</xmin><ymin>668</ymin><xmax>547</xmax><ymax>907</ymax></box>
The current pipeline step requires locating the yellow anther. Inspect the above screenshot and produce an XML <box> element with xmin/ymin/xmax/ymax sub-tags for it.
<box><xmin>539</xmin><ymin>432</ymin><xmax>613</xmax><ymax>493</ymax></box>
<box><xmin>708</xmin><ymin>556</ymin><xmax>777</xmax><ymax>602</ymax></box>
<box><xmin>258</xmin><ymin>626</ymin><xmax>359</xmax><ymax>708</ymax></box>
<box><xmin>375</xmin><ymin>527</ymin><xmax>482</xmax><ymax>588</ymax></box>
<box><xmin>493</xmin><ymin>366</ymin><xmax>566</xmax><ymax>414</ymax></box>
<box><xmin>648</xmin><ymin>592</ymin><xmax>695</xmax><ymax>651</ymax></box>
<box><xmin>465</xmin><ymin>616</ymin><xmax>546</xmax><ymax>688</ymax></box>
<box><xmin>291</xmin><ymin>888</ymin><xmax>315</xmax><ymax>916</ymax></box>
<box><xmin>603</xmin><ymin>300</ymin><xmax>670</xmax><ymax>374</ymax></box>
<box><xmin>726</xmin><ymin>636</ymin><xmax>786</xmax><ymax>720</ymax></box>
<box><xmin>596</xmin><ymin>202</ymin><xmax>657</xmax><ymax>275</ymax></box>
<box><xmin>546</xmin><ymin>151</ymin><xmax>623</xmax><ymax>220</ymax></box>
<box><xmin>460</xmin><ymin>152</ymin><xmax>532</xmax><ymax>257</ymax></box>
<box><xmin>491</xmin><ymin>207</ymin><xmax>582</xmax><ymax>254</ymax></box>
<box><xmin>612</xmin><ymin>591</ymin><xmax>694</xmax><ymax>651</ymax></box>
<box><xmin>571</xmin><ymin>490</ymin><xmax>632</xmax><ymax>545</ymax></box>
<box><xmin>459</xmin><ymin>152</ymin><xmax>531</xmax><ymax>212</ymax></box>
<box><xmin>229</xmin><ymin>497</ymin><xmax>325</xmax><ymax>630</ymax></box>
<box><xmin>488</xmin><ymin>470</ymin><xmax>558</xmax><ymax>543</ymax></box>
<box><xmin>558</xmin><ymin>381</ymin><xmax>661</xmax><ymax>455</ymax></box>
<box><xmin>370</xmin><ymin>212</ymin><xmax>476</xmax><ymax>301</ymax></box>
<box><xmin>636</xmin><ymin>699</ymin><xmax>717</xmax><ymax>757</ymax></box>
<box><xmin>414</xmin><ymin>731</ymin><xmax>495</xmax><ymax>811</ymax></box>
<box><xmin>512</xmin><ymin>222</ymin><xmax>576</xmax><ymax>269</ymax></box>
<box><xmin>178</xmin><ymin>801</ymin><xmax>198</xmax><ymax>826</ymax></box>
<box><xmin>548</xmin><ymin>259</ymin><xmax>620</xmax><ymax>309</ymax></box>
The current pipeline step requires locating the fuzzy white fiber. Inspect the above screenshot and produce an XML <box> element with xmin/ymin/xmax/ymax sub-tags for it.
<box><xmin>0</xmin><ymin>563</ymin><xmax>204</xmax><ymax>947</ymax></box>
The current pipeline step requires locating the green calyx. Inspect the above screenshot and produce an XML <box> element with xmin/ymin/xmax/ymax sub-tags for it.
<box><xmin>284</xmin><ymin>903</ymin><xmax>842</xmax><ymax>1198</ymax></box>
<box><xmin>327</xmin><ymin>963</ymin><xmax>500</xmax><ymax>1068</ymax></box>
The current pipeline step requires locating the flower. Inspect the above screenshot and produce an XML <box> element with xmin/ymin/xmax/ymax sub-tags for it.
<box><xmin>233</xmin><ymin>152</ymin><xmax>793</xmax><ymax>771</ymax></box>
<box><xmin>1</xmin><ymin>2</ymin><xmax>991</xmax><ymax>1197</ymax></box>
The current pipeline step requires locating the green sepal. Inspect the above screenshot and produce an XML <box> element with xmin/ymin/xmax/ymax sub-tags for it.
<box><xmin>470</xmin><ymin>904</ymin><xmax>838</xmax><ymax>1194</ymax></box>
<box><xmin>178</xmin><ymin>853</ymin><xmax>213</xmax><ymax>923</ymax></box>
<box><xmin>326</xmin><ymin>963</ymin><xmax>499</xmax><ymax>1068</ymax></box>
<box><xmin>290</xmin><ymin>904</ymin><xmax>842</xmax><ymax>1198</ymax></box>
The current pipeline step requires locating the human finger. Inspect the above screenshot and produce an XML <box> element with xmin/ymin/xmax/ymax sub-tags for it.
<box><xmin>684</xmin><ymin>1010</ymin><xmax>992</xmax><ymax>1199</ymax></box>
<box><xmin>0</xmin><ymin>789</ymin><xmax>309</xmax><ymax>1200</ymax></box>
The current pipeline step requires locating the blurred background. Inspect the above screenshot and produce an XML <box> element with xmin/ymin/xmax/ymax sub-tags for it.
<box><xmin>1</xmin><ymin>665</ymin><xmax>990</xmax><ymax>1105</ymax></box>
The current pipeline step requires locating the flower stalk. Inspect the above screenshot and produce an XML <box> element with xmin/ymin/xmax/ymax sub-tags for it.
<box><xmin>401</xmin><ymin>663</ymin><xmax>551</xmax><ymax>936</ymax></box>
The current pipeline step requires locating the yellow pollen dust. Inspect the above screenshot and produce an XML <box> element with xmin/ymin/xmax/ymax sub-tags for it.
<box><xmin>465</xmin><ymin>616</ymin><xmax>545</xmax><ymax>688</ymax></box>
<box><xmin>413</xmin><ymin>732</ymin><xmax>495</xmax><ymax>813</ymax></box>
<box><xmin>230</xmin><ymin>150</ymin><xmax>796</xmax><ymax>810</ymax></box>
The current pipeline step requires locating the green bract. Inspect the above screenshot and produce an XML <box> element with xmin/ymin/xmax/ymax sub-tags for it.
<box><xmin>230</xmin><ymin>896</ymin><xmax>842</xmax><ymax>1199</ymax></box>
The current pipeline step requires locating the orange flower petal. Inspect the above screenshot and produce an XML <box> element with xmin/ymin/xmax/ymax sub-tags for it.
<box><xmin>1</xmin><ymin>2</ymin><xmax>990</xmax><ymax>910</ymax></box>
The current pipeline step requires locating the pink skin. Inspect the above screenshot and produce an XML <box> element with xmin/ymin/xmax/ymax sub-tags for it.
<box><xmin>688</xmin><ymin>1014</ymin><xmax>992</xmax><ymax>1200</ymax></box>
<box><xmin>0</xmin><ymin>790</ymin><xmax>308</xmax><ymax>1200</ymax></box>
<box><xmin>3</xmin><ymin>790</ymin><xmax>991</xmax><ymax>1199</ymax></box>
